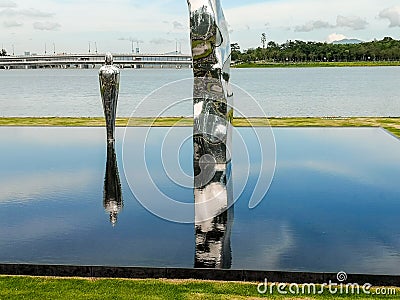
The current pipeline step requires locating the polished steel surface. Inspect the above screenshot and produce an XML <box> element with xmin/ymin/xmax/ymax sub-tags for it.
<box><xmin>99</xmin><ymin>53</ymin><xmax>120</xmax><ymax>143</ymax></box>
<box><xmin>188</xmin><ymin>0</ymin><xmax>233</xmax><ymax>165</ymax></box>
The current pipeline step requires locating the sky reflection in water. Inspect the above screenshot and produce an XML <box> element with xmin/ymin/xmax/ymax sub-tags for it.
<box><xmin>0</xmin><ymin>127</ymin><xmax>399</xmax><ymax>275</ymax></box>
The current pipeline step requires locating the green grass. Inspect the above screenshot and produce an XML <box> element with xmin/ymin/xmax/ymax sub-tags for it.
<box><xmin>0</xmin><ymin>276</ymin><xmax>398</xmax><ymax>300</ymax></box>
<box><xmin>0</xmin><ymin>117</ymin><xmax>190</xmax><ymax>127</ymax></box>
<box><xmin>387</xmin><ymin>127</ymin><xmax>400</xmax><ymax>137</ymax></box>
<box><xmin>234</xmin><ymin>61</ymin><xmax>400</xmax><ymax>68</ymax></box>
<box><xmin>0</xmin><ymin>117</ymin><xmax>398</xmax><ymax>138</ymax></box>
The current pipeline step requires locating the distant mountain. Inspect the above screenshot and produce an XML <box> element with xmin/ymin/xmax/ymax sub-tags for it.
<box><xmin>332</xmin><ymin>38</ymin><xmax>364</xmax><ymax>45</ymax></box>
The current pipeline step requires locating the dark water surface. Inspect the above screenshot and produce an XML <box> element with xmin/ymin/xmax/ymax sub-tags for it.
<box><xmin>0</xmin><ymin>127</ymin><xmax>399</xmax><ymax>275</ymax></box>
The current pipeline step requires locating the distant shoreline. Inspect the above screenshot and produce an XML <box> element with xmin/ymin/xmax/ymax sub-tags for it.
<box><xmin>233</xmin><ymin>61</ymin><xmax>400</xmax><ymax>68</ymax></box>
<box><xmin>1</xmin><ymin>61</ymin><xmax>399</xmax><ymax>71</ymax></box>
<box><xmin>0</xmin><ymin>117</ymin><xmax>398</xmax><ymax>138</ymax></box>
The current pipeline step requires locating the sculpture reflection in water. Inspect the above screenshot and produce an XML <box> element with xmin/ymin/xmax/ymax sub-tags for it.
<box><xmin>187</xmin><ymin>0</ymin><xmax>234</xmax><ymax>268</ymax></box>
<box><xmin>103</xmin><ymin>142</ymin><xmax>123</xmax><ymax>226</ymax></box>
<box><xmin>99</xmin><ymin>53</ymin><xmax>123</xmax><ymax>226</ymax></box>
<box><xmin>194</xmin><ymin>159</ymin><xmax>233</xmax><ymax>268</ymax></box>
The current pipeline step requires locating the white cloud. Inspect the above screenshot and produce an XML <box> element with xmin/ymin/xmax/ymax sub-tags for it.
<box><xmin>0</xmin><ymin>170</ymin><xmax>95</xmax><ymax>204</ymax></box>
<box><xmin>150</xmin><ymin>38</ymin><xmax>174</xmax><ymax>45</ymax></box>
<box><xmin>3</xmin><ymin>19</ymin><xmax>22</xmax><ymax>27</ymax></box>
<box><xmin>173</xmin><ymin>20</ymin><xmax>184</xmax><ymax>30</ymax></box>
<box><xmin>336</xmin><ymin>15</ymin><xmax>368</xmax><ymax>30</ymax></box>
<box><xmin>223</xmin><ymin>0</ymin><xmax>396</xmax><ymax>50</ymax></box>
<box><xmin>0</xmin><ymin>0</ymin><xmax>16</xmax><ymax>7</ymax></box>
<box><xmin>295</xmin><ymin>20</ymin><xmax>334</xmax><ymax>32</ymax></box>
<box><xmin>0</xmin><ymin>0</ymin><xmax>398</xmax><ymax>54</ymax></box>
<box><xmin>327</xmin><ymin>33</ymin><xmax>346</xmax><ymax>43</ymax></box>
<box><xmin>379</xmin><ymin>6</ymin><xmax>400</xmax><ymax>27</ymax></box>
<box><xmin>294</xmin><ymin>15</ymin><xmax>368</xmax><ymax>33</ymax></box>
<box><xmin>225</xmin><ymin>0</ymin><xmax>383</xmax><ymax>26</ymax></box>
<box><xmin>118</xmin><ymin>37</ymin><xmax>144</xmax><ymax>43</ymax></box>
<box><xmin>0</xmin><ymin>7</ymin><xmax>53</xmax><ymax>17</ymax></box>
<box><xmin>33</xmin><ymin>21</ymin><xmax>60</xmax><ymax>30</ymax></box>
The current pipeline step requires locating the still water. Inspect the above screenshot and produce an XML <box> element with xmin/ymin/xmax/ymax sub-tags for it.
<box><xmin>0</xmin><ymin>67</ymin><xmax>399</xmax><ymax>117</ymax></box>
<box><xmin>0</xmin><ymin>127</ymin><xmax>399</xmax><ymax>274</ymax></box>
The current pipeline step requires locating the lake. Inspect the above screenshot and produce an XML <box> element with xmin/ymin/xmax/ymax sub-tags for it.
<box><xmin>0</xmin><ymin>127</ymin><xmax>399</xmax><ymax>275</ymax></box>
<box><xmin>0</xmin><ymin>67</ymin><xmax>399</xmax><ymax>117</ymax></box>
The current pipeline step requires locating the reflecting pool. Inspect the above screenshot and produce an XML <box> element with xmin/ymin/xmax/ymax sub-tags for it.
<box><xmin>0</xmin><ymin>127</ymin><xmax>399</xmax><ymax>275</ymax></box>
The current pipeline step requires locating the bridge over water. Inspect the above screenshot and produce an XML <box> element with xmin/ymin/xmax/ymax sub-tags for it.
<box><xmin>0</xmin><ymin>53</ymin><xmax>193</xmax><ymax>69</ymax></box>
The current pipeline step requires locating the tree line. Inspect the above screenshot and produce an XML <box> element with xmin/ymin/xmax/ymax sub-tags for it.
<box><xmin>231</xmin><ymin>37</ymin><xmax>400</xmax><ymax>63</ymax></box>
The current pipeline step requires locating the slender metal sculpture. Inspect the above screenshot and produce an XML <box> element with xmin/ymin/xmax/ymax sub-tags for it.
<box><xmin>188</xmin><ymin>0</ymin><xmax>234</xmax><ymax>165</ymax></box>
<box><xmin>103</xmin><ymin>142</ymin><xmax>123</xmax><ymax>226</ymax></box>
<box><xmin>99</xmin><ymin>53</ymin><xmax>120</xmax><ymax>143</ymax></box>
<box><xmin>187</xmin><ymin>0</ymin><xmax>234</xmax><ymax>269</ymax></box>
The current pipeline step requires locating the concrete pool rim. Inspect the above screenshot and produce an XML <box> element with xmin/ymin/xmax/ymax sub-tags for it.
<box><xmin>0</xmin><ymin>264</ymin><xmax>399</xmax><ymax>287</ymax></box>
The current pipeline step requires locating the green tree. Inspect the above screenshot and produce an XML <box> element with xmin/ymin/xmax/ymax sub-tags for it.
<box><xmin>230</xmin><ymin>43</ymin><xmax>241</xmax><ymax>62</ymax></box>
<box><xmin>233</xmin><ymin>37</ymin><xmax>400</xmax><ymax>64</ymax></box>
<box><xmin>261</xmin><ymin>33</ymin><xmax>267</xmax><ymax>49</ymax></box>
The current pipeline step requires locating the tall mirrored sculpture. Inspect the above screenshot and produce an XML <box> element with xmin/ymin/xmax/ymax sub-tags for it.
<box><xmin>188</xmin><ymin>0</ymin><xmax>234</xmax><ymax>268</ymax></box>
<box><xmin>99</xmin><ymin>53</ymin><xmax>120</xmax><ymax>143</ymax></box>
<box><xmin>103</xmin><ymin>142</ymin><xmax>123</xmax><ymax>226</ymax></box>
<box><xmin>187</xmin><ymin>0</ymin><xmax>234</xmax><ymax>165</ymax></box>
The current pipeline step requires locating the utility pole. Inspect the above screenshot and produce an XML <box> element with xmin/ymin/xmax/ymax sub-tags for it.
<box><xmin>53</xmin><ymin>43</ymin><xmax>56</xmax><ymax>54</ymax></box>
<box><xmin>95</xmin><ymin>42</ymin><xmax>98</xmax><ymax>54</ymax></box>
<box><xmin>12</xmin><ymin>44</ymin><xmax>14</xmax><ymax>56</ymax></box>
<box><xmin>136</xmin><ymin>41</ymin><xmax>140</xmax><ymax>54</ymax></box>
<box><xmin>89</xmin><ymin>41</ymin><xmax>91</xmax><ymax>54</ymax></box>
<box><xmin>45</xmin><ymin>43</ymin><xmax>47</xmax><ymax>54</ymax></box>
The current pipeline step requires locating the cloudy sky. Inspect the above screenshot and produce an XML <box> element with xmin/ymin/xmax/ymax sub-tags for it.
<box><xmin>0</xmin><ymin>0</ymin><xmax>399</xmax><ymax>55</ymax></box>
